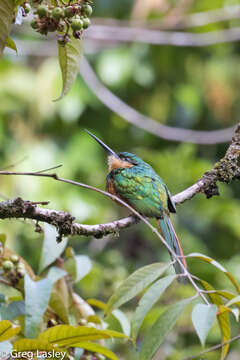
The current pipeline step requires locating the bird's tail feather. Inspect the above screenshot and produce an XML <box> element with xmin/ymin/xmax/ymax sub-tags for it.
<box><xmin>157</xmin><ymin>215</ymin><xmax>187</xmax><ymax>283</ymax></box>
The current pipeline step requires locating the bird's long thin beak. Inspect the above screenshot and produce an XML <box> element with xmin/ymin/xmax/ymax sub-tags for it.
<box><xmin>85</xmin><ymin>130</ymin><xmax>120</xmax><ymax>158</ymax></box>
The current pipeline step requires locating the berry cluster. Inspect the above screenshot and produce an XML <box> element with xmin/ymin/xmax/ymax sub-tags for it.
<box><xmin>30</xmin><ymin>0</ymin><xmax>93</xmax><ymax>45</ymax></box>
<box><xmin>2</xmin><ymin>254</ymin><xmax>25</xmax><ymax>285</ymax></box>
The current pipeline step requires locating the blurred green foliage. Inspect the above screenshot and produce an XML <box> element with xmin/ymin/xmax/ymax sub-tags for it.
<box><xmin>1</xmin><ymin>0</ymin><xmax>240</xmax><ymax>358</ymax></box>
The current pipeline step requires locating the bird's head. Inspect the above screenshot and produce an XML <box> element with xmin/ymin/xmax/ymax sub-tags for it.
<box><xmin>86</xmin><ymin>130</ymin><xmax>140</xmax><ymax>171</ymax></box>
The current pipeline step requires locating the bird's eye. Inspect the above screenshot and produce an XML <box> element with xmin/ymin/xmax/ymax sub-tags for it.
<box><xmin>126</xmin><ymin>157</ymin><xmax>138</xmax><ymax>165</ymax></box>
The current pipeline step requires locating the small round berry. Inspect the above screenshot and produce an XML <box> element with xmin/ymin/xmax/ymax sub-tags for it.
<box><xmin>72</xmin><ymin>4</ymin><xmax>81</xmax><ymax>14</ymax></box>
<box><xmin>73</xmin><ymin>30</ymin><xmax>81</xmax><ymax>39</ymax></box>
<box><xmin>83</xmin><ymin>4</ymin><xmax>92</xmax><ymax>16</ymax></box>
<box><xmin>3</xmin><ymin>260</ymin><xmax>14</xmax><ymax>272</ymax></box>
<box><xmin>48</xmin><ymin>318</ymin><xmax>58</xmax><ymax>327</ymax></box>
<box><xmin>17</xmin><ymin>262</ymin><xmax>25</xmax><ymax>270</ymax></box>
<box><xmin>30</xmin><ymin>19</ymin><xmax>38</xmax><ymax>29</ymax></box>
<box><xmin>71</xmin><ymin>18</ymin><xmax>83</xmax><ymax>30</ymax></box>
<box><xmin>24</xmin><ymin>3</ymin><xmax>31</xmax><ymax>14</ymax></box>
<box><xmin>82</xmin><ymin>17</ymin><xmax>91</xmax><ymax>29</ymax></box>
<box><xmin>10</xmin><ymin>255</ymin><xmax>19</xmax><ymax>264</ymax></box>
<box><xmin>87</xmin><ymin>322</ymin><xmax>96</xmax><ymax>328</ymax></box>
<box><xmin>17</xmin><ymin>269</ymin><xmax>25</xmax><ymax>278</ymax></box>
<box><xmin>36</xmin><ymin>4</ymin><xmax>49</xmax><ymax>18</ymax></box>
<box><xmin>79</xmin><ymin>318</ymin><xmax>88</xmax><ymax>326</ymax></box>
<box><xmin>52</xmin><ymin>7</ymin><xmax>64</xmax><ymax>20</ymax></box>
<box><xmin>64</xmin><ymin>6</ymin><xmax>75</xmax><ymax>18</ymax></box>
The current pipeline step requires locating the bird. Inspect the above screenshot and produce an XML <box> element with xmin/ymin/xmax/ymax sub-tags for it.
<box><xmin>86</xmin><ymin>130</ymin><xmax>187</xmax><ymax>280</ymax></box>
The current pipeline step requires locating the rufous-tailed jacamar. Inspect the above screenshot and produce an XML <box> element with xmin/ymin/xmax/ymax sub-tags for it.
<box><xmin>86</xmin><ymin>130</ymin><xmax>186</xmax><ymax>278</ymax></box>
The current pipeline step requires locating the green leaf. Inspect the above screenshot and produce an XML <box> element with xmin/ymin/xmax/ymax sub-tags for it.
<box><xmin>56</xmin><ymin>38</ymin><xmax>82</xmax><ymax>101</ymax></box>
<box><xmin>200</xmin><ymin>279</ymin><xmax>230</xmax><ymax>360</ymax></box>
<box><xmin>39</xmin><ymin>325</ymin><xmax>127</xmax><ymax>346</ymax></box>
<box><xmin>24</xmin><ymin>274</ymin><xmax>52</xmax><ymax>338</ymax></box>
<box><xmin>49</xmin><ymin>279</ymin><xmax>69</xmax><ymax>324</ymax></box>
<box><xmin>65</xmin><ymin>255</ymin><xmax>92</xmax><ymax>283</ymax></box>
<box><xmin>5</xmin><ymin>37</ymin><xmax>17</xmax><ymax>53</ymax></box>
<box><xmin>0</xmin><ymin>301</ymin><xmax>25</xmax><ymax>320</ymax></box>
<box><xmin>214</xmin><ymin>290</ymin><xmax>240</xmax><ymax>305</ymax></box>
<box><xmin>226</xmin><ymin>295</ymin><xmax>240</xmax><ymax>308</ymax></box>
<box><xmin>139</xmin><ymin>299</ymin><xmax>190</xmax><ymax>360</ymax></box>
<box><xmin>47</xmin><ymin>266</ymin><xmax>67</xmax><ymax>284</ymax></box>
<box><xmin>192</xmin><ymin>304</ymin><xmax>217</xmax><ymax>346</ymax></box>
<box><xmin>75</xmin><ymin>255</ymin><xmax>92</xmax><ymax>282</ymax></box>
<box><xmin>39</xmin><ymin>224</ymin><xmax>68</xmax><ymax>273</ymax></box>
<box><xmin>72</xmin><ymin>341</ymin><xmax>118</xmax><ymax>360</ymax></box>
<box><xmin>13</xmin><ymin>339</ymin><xmax>61</xmax><ymax>352</ymax></box>
<box><xmin>131</xmin><ymin>275</ymin><xmax>176</xmax><ymax>341</ymax></box>
<box><xmin>106</xmin><ymin>262</ymin><xmax>170</xmax><ymax>313</ymax></box>
<box><xmin>0</xmin><ymin>320</ymin><xmax>20</xmax><ymax>342</ymax></box>
<box><xmin>188</xmin><ymin>253</ymin><xmax>240</xmax><ymax>294</ymax></box>
<box><xmin>0</xmin><ymin>234</ymin><xmax>6</xmax><ymax>247</ymax></box>
<box><xmin>50</xmin><ymin>291</ymin><xmax>69</xmax><ymax>324</ymax></box>
<box><xmin>0</xmin><ymin>282</ymin><xmax>22</xmax><ymax>301</ymax></box>
<box><xmin>87</xmin><ymin>299</ymin><xmax>107</xmax><ymax>310</ymax></box>
<box><xmin>112</xmin><ymin>309</ymin><xmax>131</xmax><ymax>336</ymax></box>
<box><xmin>14</xmin><ymin>0</ymin><xmax>24</xmax><ymax>5</ymax></box>
<box><xmin>0</xmin><ymin>0</ymin><xmax>15</xmax><ymax>58</ymax></box>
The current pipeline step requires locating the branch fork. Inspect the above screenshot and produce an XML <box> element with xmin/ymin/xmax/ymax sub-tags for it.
<box><xmin>0</xmin><ymin>123</ymin><xmax>239</xmax><ymax>240</ymax></box>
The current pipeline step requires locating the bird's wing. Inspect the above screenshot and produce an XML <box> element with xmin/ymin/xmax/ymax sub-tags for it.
<box><xmin>110</xmin><ymin>168</ymin><xmax>169</xmax><ymax>218</ymax></box>
<box><xmin>165</xmin><ymin>186</ymin><xmax>176</xmax><ymax>213</ymax></box>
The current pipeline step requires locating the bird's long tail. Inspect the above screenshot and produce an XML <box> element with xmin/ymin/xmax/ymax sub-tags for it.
<box><xmin>157</xmin><ymin>214</ymin><xmax>187</xmax><ymax>282</ymax></box>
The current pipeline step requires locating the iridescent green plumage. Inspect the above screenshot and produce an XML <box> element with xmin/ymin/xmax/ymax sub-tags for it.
<box><xmin>107</xmin><ymin>152</ymin><xmax>174</xmax><ymax>218</ymax></box>
<box><xmin>86</xmin><ymin>131</ymin><xmax>186</xmax><ymax>280</ymax></box>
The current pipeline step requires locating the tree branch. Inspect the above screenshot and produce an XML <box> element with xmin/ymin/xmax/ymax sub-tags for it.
<box><xmin>7</xmin><ymin>46</ymin><xmax>234</xmax><ymax>145</ymax></box>
<box><xmin>79</xmin><ymin>57</ymin><xmax>234</xmax><ymax>145</ymax></box>
<box><xmin>0</xmin><ymin>123</ymin><xmax>239</xmax><ymax>239</ymax></box>
<box><xmin>1</xmin><ymin>125</ymin><xmax>239</xmax><ymax>303</ymax></box>
<box><xmin>0</xmin><ymin>197</ymin><xmax>138</xmax><ymax>238</ymax></box>
<box><xmin>0</xmin><ymin>171</ymin><xmax>210</xmax><ymax>301</ymax></box>
<box><xmin>184</xmin><ymin>333</ymin><xmax>240</xmax><ymax>360</ymax></box>
<box><xmin>92</xmin><ymin>6</ymin><xmax>240</xmax><ymax>30</ymax></box>
<box><xmin>85</xmin><ymin>25</ymin><xmax>240</xmax><ymax>47</ymax></box>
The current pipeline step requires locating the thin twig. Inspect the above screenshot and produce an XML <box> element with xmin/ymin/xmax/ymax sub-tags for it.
<box><xmin>92</xmin><ymin>6</ymin><xmax>240</xmax><ymax>30</ymax></box>
<box><xmin>0</xmin><ymin>171</ymin><xmax>209</xmax><ymax>304</ymax></box>
<box><xmin>0</xmin><ymin>124</ymin><xmax>239</xmax><ymax>300</ymax></box>
<box><xmin>85</xmin><ymin>24</ymin><xmax>240</xmax><ymax>47</ymax></box>
<box><xmin>8</xmin><ymin>41</ymin><xmax>237</xmax><ymax>145</ymax></box>
<box><xmin>0</xmin><ymin>156</ymin><xmax>28</xmax><ymax>171</ymax></box>
<box><xmin>184</xmin><ymin>333</ymin><xmax>240</xmax><ymax>360</ymax></box>
<box><xmin>0</xmin><ymin>122</ymin><xmax>239</xmax><ymax>237</ymax></box>
<box><xmin>0</xmin><ymin>164</ymin><xmax>63</xmax><ymax>177</ymax></box>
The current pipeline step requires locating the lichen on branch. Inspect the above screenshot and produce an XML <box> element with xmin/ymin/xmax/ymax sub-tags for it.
<box><xmin>0</xmin><ymin>123</ymin><xmax>239</xmax><ymax>239</ymax></box>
